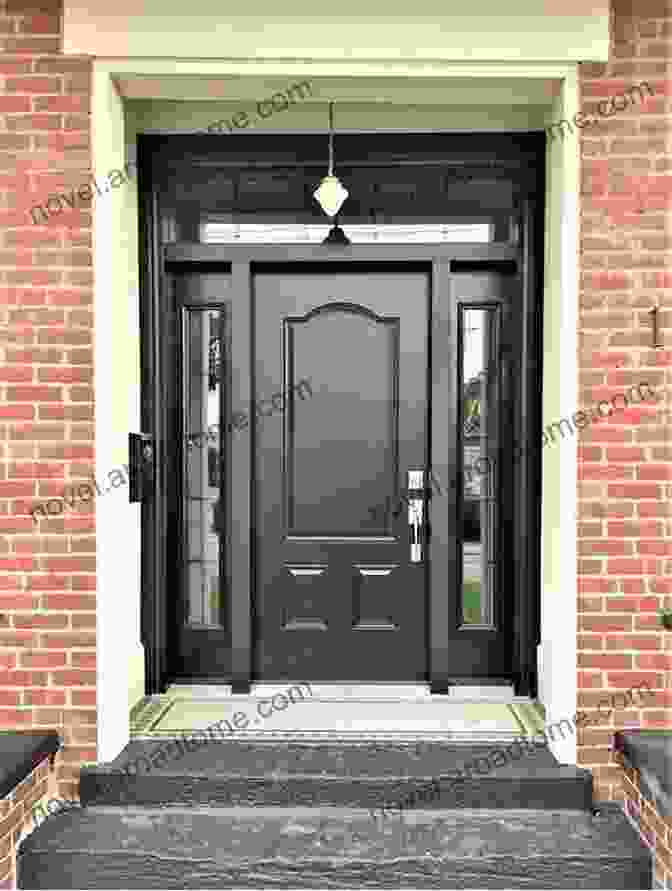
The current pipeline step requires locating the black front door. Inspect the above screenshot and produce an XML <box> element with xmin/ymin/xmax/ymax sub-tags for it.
<box><xmin>156</xmin><ymin>247</ymin><xmax>540</xmax><ymax>691</ymax></box>
<box><xmin>253</xmin><ymin>266</ymin><xmax>429</xmax><ymax>681</ymax></box>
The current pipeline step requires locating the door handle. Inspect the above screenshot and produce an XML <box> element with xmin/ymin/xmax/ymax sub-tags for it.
<box><xmin>408</xmin><ymin>470</ymin><xmax>425</xmax><ymax>563</ymax></box>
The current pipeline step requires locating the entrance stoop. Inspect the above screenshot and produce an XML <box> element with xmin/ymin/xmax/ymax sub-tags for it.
<box><xmin>19</xmin><ymin>741</ymin><xmax>651</xmax><ymax>889</ymax></box>
<box><xmin>127</xmin><ymin>686</ymin><xmax>547</xmax><ymax>743</ymax></box>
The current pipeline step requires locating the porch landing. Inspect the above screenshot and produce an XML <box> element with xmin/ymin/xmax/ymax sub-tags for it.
<box><xmin>129</xmin><ymin>685</ymin><xmax>546</xmax><ymax>743</ymax></box>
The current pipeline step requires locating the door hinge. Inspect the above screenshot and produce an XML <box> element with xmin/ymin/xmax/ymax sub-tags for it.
<box><xmin>128</xmin><ymin>433</ymin><xmax>154</xmax><ymax>503</ymax></box>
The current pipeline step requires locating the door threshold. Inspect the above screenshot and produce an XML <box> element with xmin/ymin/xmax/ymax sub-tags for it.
<box><xmin>166</xmin><ymin>683</ymin><xmax>525</xmax><ymax>702</ymax></box>
<box><xmin>131</xmin><ymin>690</ymin><xmax>545</xmax><ymax>741</ymax></box>
<box><xmin>131</xmin><ymin>695</ymin><xmax>543</xmax><ymax>744</ymax></box>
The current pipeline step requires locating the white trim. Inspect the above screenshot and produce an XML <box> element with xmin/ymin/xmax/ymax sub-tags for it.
<box><xmin>537</xmin><ymin>71</ymin><xmax>579</xmax><ymax>767</ymax></box>
<box><xmin>93</xmin><ymin>60</ymin><xmax>578</xmax><ymax>764</ymax></box>
<box><xmin>63</xmin><ymin>0</ymin><xmax>609</xmax><ymax>64</ymax></box>
<box><xmin>93</xmin><ymin>68</ymin><xmax>143</xmax><ymax>762</ymax></box>
<box><xmin>99</xmin><ymin>59</ymin><xmax>578</xmax><ymax>79</ymax></box>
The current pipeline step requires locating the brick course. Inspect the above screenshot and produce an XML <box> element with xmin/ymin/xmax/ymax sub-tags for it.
<box><xmin>577</xmin><ymin>0</ymin><xmax>672</xmax><ymax>801</ymax></box>
<box><xmin>0</xmin><ymin>0</ymin><xmax>94</xmax><ymax>800</ymax></box>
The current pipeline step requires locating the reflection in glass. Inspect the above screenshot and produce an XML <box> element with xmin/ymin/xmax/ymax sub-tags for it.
<box><xmin>184</xmin><ymin>309</ymin><xmax>224</xmax><ymax>627</ymax></box>
<box><xmin>460</xmin><ymin>307</ymin><xmax>498</xmax><ymax>626</ymax></box>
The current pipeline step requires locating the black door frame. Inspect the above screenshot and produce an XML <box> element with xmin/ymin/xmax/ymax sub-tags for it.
<box><xmin>140</xmin><ymin>241</ymin><xmax>542</xmax><ymax>697</ymax></box>
<box><xmin>137</xmin><ymin>135</ymin><xmax>544</xmax><ymax>698</ymax></box>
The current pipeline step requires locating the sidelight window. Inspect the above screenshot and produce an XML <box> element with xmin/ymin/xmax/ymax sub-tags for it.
<box><xmin>459</xmin><ymin>305</ymin><xmax>500</xmax><ymax>628</ymax></box>
<box><xmin>182</xmin><ymin>308</ymin><xmax>226</xmax><ymax>627</ymax></box>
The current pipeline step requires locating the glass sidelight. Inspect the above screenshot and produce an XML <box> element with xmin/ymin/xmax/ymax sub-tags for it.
<box><xmin>459</xmin><ymin>305</ymin><xmax>500</xmax><ymax>627</ymax></box>
<box><xmin>182</xmin><ymin>307</ymin><xmax>226</xmax><ymax>627</ymax></box>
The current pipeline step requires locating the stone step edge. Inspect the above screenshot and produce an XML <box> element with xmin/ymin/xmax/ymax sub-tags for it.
<box><xmin>81</xmin><ymin>766</ymin><xmax>591</xmax><ymax>780</ymax></box>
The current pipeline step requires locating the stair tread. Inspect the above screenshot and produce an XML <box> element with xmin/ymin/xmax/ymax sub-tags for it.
<box><xmin>19</xmin><ymin>805</ymin><xmax>651</xmax><ymax>889</ymax></box>
<box><xmin>21</xmin><ymin>804</ymin><xmax>647</xmax><ymax>862</ymax></box>
<box><xmin>90</xmin><ymin>740</ymin><xmax>575</xmax><ymax>778</ymax></box>
<box><xmin>80</xmin><ymin>742</ymin><xmax>593</xmax><ymax>812</ymax></box>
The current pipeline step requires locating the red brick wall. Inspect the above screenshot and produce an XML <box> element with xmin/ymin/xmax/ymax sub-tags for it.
<box><xmin>0</xmin><ymin>752</ymin><xmax>60</xmax><ymax>889</ymax></box>
<box><xmin>0</xmin><ymin>0</ymin><xmax>94</xmax><ymax>798</ymax></box>
<box><xmin>577</xmin><ymin>0</ymin><xmax>672</xmax><ymax>801</ymax></box>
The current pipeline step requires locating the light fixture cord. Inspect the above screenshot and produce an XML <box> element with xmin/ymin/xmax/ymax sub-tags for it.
<box><xmin>328</xmin><ymin>101</ymin><xmax>334</xmax><ymax>176</ymax></box>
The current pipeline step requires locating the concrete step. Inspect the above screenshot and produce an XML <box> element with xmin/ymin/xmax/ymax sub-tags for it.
<box><xmin>80</xmin><ymin>740</ymin><xmax>593</xmax><ymax>811</ymax></box>
<box><xmin>18</xmin><ymin>803</ymin><xmax>651</xmax><ymax>889</ymax></box>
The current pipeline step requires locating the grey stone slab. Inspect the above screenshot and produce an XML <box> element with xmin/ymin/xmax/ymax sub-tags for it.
<box><xmin>79</xmin><ymin>740</ymin><xmax>592</xmax><ymax>811</ymax></box>
<box><xmin>615</xmin><ymin>731</ymin><xmax>672</xmax><ymax>819</ymax></box>
<box><xmin>80</xmin><ymin>768</ymin><xmax>593</xmax><ymax>811</ymax></box>
<box><xmin>104</xmin><ymin>740</ymin><xmax>563</xmax><ymax>777</ymax></box>
<box><xmin>0</xmin><ymin>731</ymin><xmax>59</xmax><ymax>799</ymax></box>
<box><xmin>18</xmin><ymin>803</ymin><xmax>651</xmax><ymax>889</ymax></box>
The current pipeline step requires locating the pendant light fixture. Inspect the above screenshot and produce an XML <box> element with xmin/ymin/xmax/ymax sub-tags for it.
<box><xmin>313</xmin><ymin>102</ymin><xmax>350</xmax><ymax>244</ymax></box>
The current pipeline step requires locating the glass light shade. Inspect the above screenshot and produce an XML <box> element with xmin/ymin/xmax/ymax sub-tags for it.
<box><xmin>313</xmin><ymin>175</ymin><xmax>349</xmax><ymax>217</ymax></box>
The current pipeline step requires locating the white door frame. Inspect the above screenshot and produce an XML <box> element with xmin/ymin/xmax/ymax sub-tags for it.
<box><xmin>90</xmin><ymin>60</ymin><xmax>578</xmax><ymax>765</ymax></box>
